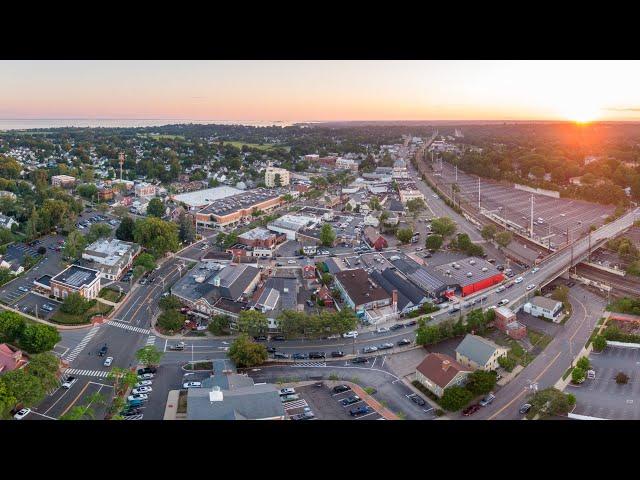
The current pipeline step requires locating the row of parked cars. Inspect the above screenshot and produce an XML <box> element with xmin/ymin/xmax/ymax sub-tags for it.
<box><xmin>334</xmin><ymin>385</ymin><xmax>373</xmax><ymax>417</ymax></box>
<box><xmin>122</xmin><ymin>367</ymin><xmax>158</xmax><ymax>418</ymax></box>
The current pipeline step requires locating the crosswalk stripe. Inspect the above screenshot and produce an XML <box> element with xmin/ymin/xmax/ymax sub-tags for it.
<box><xmin>63</xmin><ymin>368</ymin><xmax>112</xmax><ymax>379</ymax></box>
<box><xmin>290</xmin><ymin>361</ymin><xmax>326</xmax><ymax>368</ymax></box>
<box><xmin>105</xmin><ymin>320</ymin><xmax>151</xmax><ymax>335</ymax></box>
<box><xmin>284</xmin><ymin>399</ymin><xmax>308</xmax><ymax>410</ymax></box>
<box><xmin>64</xmin><ymin>324</ymin><xmax>101</xmax><ymax>363</ymax></box>
<box><xmin>145</xmin><ymin>335</ymin><xmax>156</xmax><ymax>346</ymax></box>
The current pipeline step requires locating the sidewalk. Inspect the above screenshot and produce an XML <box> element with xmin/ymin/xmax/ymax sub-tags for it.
<box><xmin>346</xmin><ymin>382</ymin><xmax>400</xmax><ymax>420</ymax></box>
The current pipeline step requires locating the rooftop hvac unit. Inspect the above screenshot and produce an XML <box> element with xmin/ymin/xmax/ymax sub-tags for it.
<box><xmin>469</xmin><ymin>260</ymin><xmax>476</xmax><ymax>265</ymax></box>
<box><xmin>466</xmin><ymin>272</ymin><xmax>473</xmax><ymax>277</ymax></box>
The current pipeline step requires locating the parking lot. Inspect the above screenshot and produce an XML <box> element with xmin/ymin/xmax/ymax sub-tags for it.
<box><xmin>568</xmin><ymin>346</ymin><xmax>640</xmax><ymax>420</ymax></box>
<box><xmin>287</xmin><ymin>383</ymin><xmax>383</xmax><ymax>420</ymax></box>
<box><xmin>435</xmin><ymin>161</ymin><xmax>615</xmax><ymax>246</ymax></box>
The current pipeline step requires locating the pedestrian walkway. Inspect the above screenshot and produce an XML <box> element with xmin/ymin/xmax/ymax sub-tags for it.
<box><xmin>145</xmin><ymin>335</ymin><xmax>156</xmax><ymax>347</ymax></box>
<box><xmin>105</xmin><ymin>320</ymin><xmax>151</xmax><ymax>335</ymax></box>
<box><xmin>63</xmin><ymin>324</ymin><xmax>101</xmax><ymax>362</ymax></box>
<box><xmin>283</xmin><ymin>399</ymin><xmax>309</xmax><ymax>411</ymax></box>
<box><xmin>63</xmin><ymin>368</ymin><xmax>111</xmax><ymax>379</ymax></box>
<box><xmin>123</xmin><ymin>414</ymin><xmax>144</xmax><ymax>420</ymax></box>
<box><xmin>290</xmin><ymin>361</ymin><xmax>326</xmax><ymax>368</ymax></box>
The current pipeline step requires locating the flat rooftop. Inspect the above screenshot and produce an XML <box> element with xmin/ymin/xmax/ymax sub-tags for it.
<box><xmin>199</xmin><ymin>188</ymin><xmax>282</xmax><ymax>217</ymax></box>
<box><xmin>52</xmin><ymin>265</ymin><xmax>100</xmax><ymax>288</ymax></box>
<box><xmin>430</xmin><ymin>257</ymin><xmax>502</xmax><ymax>287</ymax></box>
<box><xmin>173</xmin><ymin>186</ymin><xmax>241</xmax><ymax>208</ymax></box>
<box><xmin>239</xmin><ymin>227</ymin><xmax>276</xmax><ymax>241</ymax></box>
<box><xmin>83</xmin><ymin>239</ymin><xmax>138</xmax><ymax>266</ymax></box>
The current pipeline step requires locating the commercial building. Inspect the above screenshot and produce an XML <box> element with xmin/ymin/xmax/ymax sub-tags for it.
<box><xmin>370</xmin><ymin>268</ymin><xmax>428</xmax><ymax>314</ymax></box>
<box><xmin>195</xmin><ymin>189</ymin><xmax>284</xmax><ymax>229</ymax></box>
<box><xmin>304</xmin><ymin>154</ymin><xmax>320</xmax><ymax>162</ymax></box>
<box><xmin>494</xmin><ymin>306</ymin><xmax>527</xmax><ymax>340</ymax></box>
<box><xmin>238</xmin><ymin>227</ymin><xmax>286</xmax><ymax>249</ymax></box>
<box><xmin>50</xmin><ymin>265</ymin><xmax>101</xmax><ymax>300</ymax></box>
<box><xmin>389</xmin><ymin>256</ymin><xmax>448</xmax><ymax>300</ymax></box>
<box><xmin>264</xmin><ymin>167</ymin><xmax>290</xmax><ymax>187</ymax></box>
<box><xmin>267</xmin><ymin>214</ymin><xmax>320</xmax><ymax>241</ymax></box>
<box><xmin>363</xmin><ymin>226</ymin><xmax>388</xmax><ymax>251</ymax></box>
<box><xmin>334</xmin><ymin>268</ymin><xmax>391</xmax><ymax>312</ymax></box>
<box><xmin>134</xmin><ymin>182</ymin><xmax>156</xmax><ymax>198</ymax></box>
<box><xmin>430</xmin><ymin>257</ymin><xmax>503</xmax><ymax>297</ymax></box>
<box><xmin>335</xmin><ymin>157</ymin><xmax>359</xmax><ymax>173</ymax></box>
<box><xmin>455</xmin><ymin>334</ymin><xmax>508</xmax><ymax>371</ymax></box>
<box><xmin>172</xmin><ymin>186</ymin><xmax>242</xmax><ymax>210</ymax></box>
<box><xmin>82</xmin><ymin>238</ymin><xmax>141</xmax><ymax>281</ymax></box>
<box><xmin>415</xmin><ymin>353</ymin><xmax>471</xmax><ymax>398</ymax></box>
<box><xmin>51</xmin><ymin>175</ymin><xmax>76</xmax><ymax>188</ymax></box>
<box><xmin>523</xmin><ymin>296</ymin><xmax>563</xmax><ymax>321</ymax></box>
<box><xmin>186</xmin><ymin>360</ymin><xmax>285</xmax><ymax>420</ymax></box>
<box><xmin>398</xmin><ymin>188</ymin><xmax>425</xmax><ymax>204</ymax></box>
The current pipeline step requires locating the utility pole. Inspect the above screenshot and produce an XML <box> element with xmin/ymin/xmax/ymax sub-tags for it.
<box><xmin>530</xmin><ymin>194</ymin><xmax>534</xmax><ymax>238</ymax></box>
<box><xmin>455</xmin><ymin>165</ymin><xmax>458</xmax><ymax>182</ymax></box>
<box><xmin>588</xmin><ymin>230</ymin><xmax>592</xmax><ymax>263</ymax></box>
<box><xmin>478</xmin><ymin>177</ymin><xmax>481</xmax><ymax>210</ymax></box>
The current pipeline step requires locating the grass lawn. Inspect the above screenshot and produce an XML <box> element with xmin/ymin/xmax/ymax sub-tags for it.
<box><xmin>528</xmin><ymin>329</ymin><xmax>553</xmax><ymax>351</ymax></box>
<box><xmin>99</xmin><ymin>288</ymin><xmax>124</xmax><ymax>303</ymax></box>
<box><xmin>223</xmin><ymin>140</ymin><xmax>289</xmax><ymax>152</ymax></box>
<box><xmin>177</xmin><ymin>390</ymin><xmax>188</xmax><ymax>414</ymax></box>
<box><xmin>493</xmin><ymin>333</ymin><xmax>535</xmax><ymax>367</ymax></box>
<box><xmin>137</xmin><ymin>133</ymin><xmax>185</xmax><ymax>141</ymax></box>
<box><xmin>51</xmin><ymin>301</ymin><xmax>114</xmax><ymax>325</ymax></box>
<box><xmin>184</xmin><ymin>361</ymin><xmax>213</xmax><ymax>371</ymax></box>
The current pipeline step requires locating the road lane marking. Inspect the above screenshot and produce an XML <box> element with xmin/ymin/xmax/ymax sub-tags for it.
<box><xmin>58</xmin><ymin>381</ymin><xmax>91</xmax><ymax>418</ymax></box>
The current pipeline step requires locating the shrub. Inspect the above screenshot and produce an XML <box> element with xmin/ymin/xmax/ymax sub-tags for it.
<box><xmin>465</xmin><ymin>370</ymin><xmax>497</xmax><ymax>396</ymax></box>
<box><xmin>157</xmin><ymin>310</ymin><xmax>184</xmax><ymax>332</ymax></box>
<box><xmin>592</xmin><ymin>335</ymin><xmax>607</xmax><ymax>352</ymax></box>
<box><xmin>60</xmin><ymin>292</ymin><xmax>93</xmax><ymax>315</ymax></box>
<box><xmin>498</xmin><ymin>355</ymin><xmax>516</xmax><ymax>372</ymax></box>
<box><xmin>616</xmin><ymin>372</ymin><xmax>629</xmax><ymax>384</ymax></box>
<box><xmin>440</xmin><ymin>386</ymin><xmax>473</xmax><ymax>412</ymax></box>
<box><xmin>571</xmin><ymin>367</ymin><xmax>586</xmax><ymax>384</ymax></box>
<box><xmin>576</xmin><ymin>357</ymin><xmax>590</xmax><ymax>370</ymax></box>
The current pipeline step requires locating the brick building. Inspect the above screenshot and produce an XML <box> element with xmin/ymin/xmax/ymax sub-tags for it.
<box><xmin>494</xmin><ymin>306</ymin><xmax>527</xmax><ymax>340</ymax></box>
<box><xmin>51</xmin><ymin>175</ymin><xmax>76</xmax><ymax>188</ymax></box>
<box><xmin>50</xmin><ymin>265</ymin><xmax>101</xmax><ymax>300</ymax></box>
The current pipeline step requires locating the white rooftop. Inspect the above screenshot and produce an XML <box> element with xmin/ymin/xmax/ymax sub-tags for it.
<box><xmin>173</xmin><ymin>186</ymin><xmax>242</xmax><ymax>208</ymax></box>
<box><xmin>83</xmin><ymin>238</ymin><xmax>138</xmax><ymax>267</ymax></box>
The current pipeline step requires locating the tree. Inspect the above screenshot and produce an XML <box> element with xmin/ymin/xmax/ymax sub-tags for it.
<box><xmin>396</xmin><ymin>228</ymin><xmax>414</xmax><ymax>244</ymax></box>
<box><xmin>85</xmin><ymin>223</ymin><xmax>112</xmax><ymax>244</ymax></box>
<box><xmin>60</xmin><ymin>292</ymin><xmax>92</xmax><ymax>315</ymax></box>
<box><xmin>430</xmin><ymin>217</ymin><xmax>456</xmax><ymax>237</ymax></box>
<box><xmin>616</xmin><ymin>372</ymin><xmax>629</xmax><ymax>384</ymax></box>
<box><xmin>465</xmin><ymin>370</ymin><xmax>497</xmax><ymax>396</ymax></box>
<box><xmin>107</xmin><ymin>367</ymin><xmax>138</xmax><ymax>396</ymax></box>
<box><xmin>321</xmin><ymin>272</ymin><xmax>332</xmax><ymax>286</ymax></box>
<box><xmin>481</xmin><ymin>224</ymin><xmax>497</xmax><ymax>241</ymax></box>
<box><xmin>0</xmin><ymin>379</ymin><xmax>17</xmax><ymax>419</ymax></box>
<box><xmin>157</xmin><ymin>309</ymin><xmax>183</xmax><ymax>333</ymax></box>
<box><xmin>208</xmin><ymin>315</ymin><xmax>231</xmax><ymax>336</ymax></box>
<box><xmin>440</xmin><ymin>385</ymin><xmax>473</xmax><ymax>412</ymax></box>
<box><xmin>425</xmin><ymin>234</ymin><xmax>443</xmax><ymax>250</ymax></box>
<box><xmin>592</xmin><ymin>335</ymin><xmax>607</xmax><ymax>352</ymax></box>
<box><xmin>551</xmin><ymin>285</ymin><xmax>569</xmax><ymax>307</ymax></box>
<box><xmin>134</xmin><ymin>252</ymin><xmax>156</xmax><ymax>271</ymax></box>
<box><xmin>406</xmin><ymin>198</ymin><xmax>426</xmax><ymax>219</ymax></box>
<box><xmin>19</xmin><ymin>324</ymin><xmax>61</xmax><ymax>353</ymax></box>
<box><xmin>0</xmin><ymin>311</ymin><xmax>26</xmax><ymax>343</ymax></box>
<box><xmin>133</xmin><ymin>217</ymin><xmax>179</xmax><ymax>258</ymax></box>
<box><xmin>528</xmin><ymin>387</ymin><xmax>575</xmax><ymax>418</ymax></box>
<box><xmin>494</xmin><ymin>231</ymin><xmax>513</xmax><ymax>249</ymax></box>
<box><xmin>236</xmin><ymin>310</ymin><xmax>268</xmax><ymax>336</ymax></box>
<box><xmin>0</xmin><ymin>369</ymin><xmax>45</xmax><ymax>407</ymax></box>
<box><xmin>115</xmin><ymin>215</ymin><xmax>135</xmax><ymax>242</ymax></box>
<box><xmin>319</xmin><ymin>223</ymin><xmax>336</xmax><ymax>247</ymax></box>
<box><xmin>63</xmin><ymin>229</ymin><xmax>87</xmax><ymax>261</ymax></box>
<box><xmin>135</xmin><ymin>346</ymin><xmax>164</xmax><ymax>367</ymax></box>
<box><xmin>576</xmin><ymin>357</ymin><xmax>590</xmax><ymax>371</ymax></box>
<box><xmin>498</xmin><ymin>355</ymin><xmax>516</xmax><ymax>372</ymax></box>
<box><xmin>112</xmin><ymin>205</ymin><xmax>129</xmax><ymax>219</ymax></box>
<box><xmin>571</xmin><ymin>367</ymin><xmax>586</xmax><ymax>384</ymax></box>
<box><xmin>26</xmin><ymin>353</ymin><xmax>60</xmax><ymax>392</ymax></box>
<box><xmin>178</xmin><ymin>212</ymin><xmax>196</xmax><ymax>245</ymax></box>
<box><xmin>159</xmin><ymin>295</ymin><xmax>182</xmax><ymax>311</ymax></box>
<box><xmin>228</xmin><ymin>334</ymin><xmax>268</xmax><ymax>368</ymax></box>
<box><xmin>369</xmin><ymin>197</ymin><xmax>381</xmax><ymax>211</ymax></box>
<box><xmin>146</xmin><ymin>197</ymin><xmax>166</xmax><ymax>218</ymax></box>
<box><xmin>60</xmin><ymin>405</ymin><xmax>94</xmax><ymax>420</ymax></box>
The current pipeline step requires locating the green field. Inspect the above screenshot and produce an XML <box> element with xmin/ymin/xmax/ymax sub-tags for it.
<box><xmin>137</xmin><ymin>133</ymin><xmax>185</xmax><ymax>140</ymax></box>
<box><xmin>224</xmin><ymin>141</ymin><xmax>289</xmax><ymax>152</ymax></box>
<box><xmin>51</xmin><ymin>302</ymin><xmax>113</xmax><ymax>325</ymax></box>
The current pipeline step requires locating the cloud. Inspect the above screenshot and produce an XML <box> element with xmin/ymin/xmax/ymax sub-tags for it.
<box><xmin>605</xmin><ymin>106</ymin><xmax>640</xmax><ymax>112</ymax></box>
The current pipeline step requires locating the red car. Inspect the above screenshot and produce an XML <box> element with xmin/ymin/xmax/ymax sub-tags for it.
<box><xmin>462</xmin><ymin>404</ymin><xmax>481</xmax><ymax>416</ymax></box>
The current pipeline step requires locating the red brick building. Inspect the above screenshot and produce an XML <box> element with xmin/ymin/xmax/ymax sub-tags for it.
<box><xmin>50</xmin><ymin>265</ymin><xmax>101</xmax><ymax>300</ymax></box>
<box><xmin>364</xmin><ymin>226</ymin><xmax>388</xmax><ymax>251</ymax></box>
<box><xmin>494</xmin><ymin>306</ymin><xmax>527</xmax><ymax>340</ymax></box>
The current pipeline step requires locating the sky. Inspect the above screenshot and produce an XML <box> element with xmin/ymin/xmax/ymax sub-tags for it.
<box><xmin>2</xmin><ymin>60</ymin><xmax>640</xmax><ymax>122</ymax></box>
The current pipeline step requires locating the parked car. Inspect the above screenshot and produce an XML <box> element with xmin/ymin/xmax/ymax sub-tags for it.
<box><xmin>410</xmin><ymin>395</ymin><xmax>426</xmax><ymax>406</ymax></box>
<box><xmin>479</xmin><ymin>393</ymin><xmax>496</xmax><ymax>407</ymax></box>
<box><xmin>362</xmin><ymin>346</ymin><xmax>378</xmax><ymax>354</ymax></box>
<box><xmin>13</xmin><ymin>408</ymin><xmax>31</xmax><ymax>420</ymax></box>
<box><xmin>41</xmin><ymin>304</ymin><xmax>54</xmax><ymax>312</ymax></box>
<box><xmin>519</xmin><ymin>403</ymin><xmax>532</xmax><ymax>415</ymax></box>
<box><xmin>406</xmin><ymin>320</ymin><xmax>417</xmax><ymax>327</ymax></box>
<box><xmin>514</xmin><ymin>276</ymin><xmax>524</xmax><ymax>284</ymax></box>
<box><xmin>272</xmin><ymin>335</ymin><xmax>286</xmax><ymax>341</ymax></box>
<box><xmin>397</xmin><ymin>339</ymin><xmax>411</xmax><ymax>346</ymax></box>
<box><xmin>292</xmin><ymin>353</ymin><xmax>309</xmax><ymax>360</ymax></box>
<box><xmin>331</xmin><ymin>351</ymin><xmax>345</xmax><ymax>358</ymax></box>
<box><xmin>280</xmin><ymin>394</ymin><xmax>300</xmax><ymax>402</ymax></box>
<box><xmin>18</xmin><ymin>286</ymin><xmax>30</xmax><ymax>293</ymax></box>
<box><xmin>375</xmin><ymin>326</ymin><xmax>390</xmax><ymax>333</ymax></box>
<box><xmin>291</xmin><ymin>411</ymin><xmax>315</xmax><ymax>420</ymax></box>
<box><xmin>342</xmin><ymin>331</ymin><xmax>358</xmax><ymax>338</ymax></box>
<box><xmin>351</xmin><ymin>357</ymin><xmax>368</xmax><ymax>364</ymax></box>
<box><xmin>378</xmin><ymin>343</ymin><xmax>394</xmax><ymax>350</ymax></box>
<box><xmin>273</xmin><ymin>352</ymin><xmax>289</xmax><ymax>359</ymax></box>
<box><xmin>497</xmin><ymin>299</ymin><xmax>509</xmax><ymax>306</ymax></box>
<box><xmin>390</xmin><ymin>324</ymin><xmax>404</xmax><ymax>331</ymax></box>
<box><xmin>98</xmin><ymin>344</ymin><xmax>108</xmax><ymax>357</ymax></box>
<box><xmin>266</xmin><ymin>346</ymin><xmax>276</xmax><ymax>353</ymax></box>
<box><xmin>183</xmin><ymin>382</ymin><xmax>202</xmax><ymax>389</ymax></box>
<box><xmin>279</xmin><ymin>387</ymin><xmax>296</xmax><ymax>396</ymax></box>
<box><xmin>350</xmin><ymin>405</ymin><xmax>372</xmax><ymax>417</ymax></box>
<box><xmin>333</xmin><ymin>385</ymin><xmax>351</xmax><ymax>393</ymax></box>
<box><xmin>134</xmin><ymin>380</ymin><xmax>153</xmax><ymax>388</ymax></box>
<box><xmin>62</xmin><ymin>377</ymin><xmax>77</xmax><ymax>389</ymax></box>
<box><xmin>128</xmin><ymin>394</ymin><xmax>149</xmax><ymax>402</ymax></box>
<box><xmin>137</xmin><ymin>367</ymin><xmax>157</xmax><ymax>375</ymax></box>
<box><xmin>462</xmin><ymin>404</ymin><xmax>481</xmax><ymax>416</ymax></box>
<box><xmin>132</xmin><ymin>386</ymin><xmax>152</xmax><ymax>394</ymax></box>
<box><xmin>308</xmin><ymin>352</ymin><xmax>325</xmax><ymax>359</ymax></box>
<box><xmin>137</xmin><ymin>373</ymin><xmax>155</xmax><ymax>380</ymax></box>
<box><xmin>253</xmin><ymin>335</ymin><xmax>267</xmax><ymax>341</ymax></box>
<box><xmin>341</xmin><ymin>395</ymin><xmax>361</xmax><ymax>406</ymax></box>
<box><xmin>103</xmin><ymin>356</ymin><xmax>113</xmax><ymax>367</ymax></box>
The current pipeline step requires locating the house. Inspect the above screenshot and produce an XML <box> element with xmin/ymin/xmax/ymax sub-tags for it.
<box><xmin>0</xmin><ymin>343</ymin><xmax>27</xmax><ymax>374</ymax></box>
<box><xmin>238</xmin><ymin>227</ymin><xmax>285</xmax><ymax>249</ymax></box>
<box><xmin>186</xmin><ymin>359</ymin><xmax>285</xmax><ymax>420</ymax></box>
<box><xmin>415</xmin><ymin>353</ymin><xmax>472</xmax><ymax>398</ymax></box>
<box><xmin>333</xmin><ymin>268</ymin><xmax>391</xmax><ymax>312</ymax></box>
<box><xmin>316</xmin><ymin>285</ymin><xmax>334</xmax><ymax>307</ymax></box>
<box><xmin>0</xmin><ymin>214</ymin><xmax>18</xmax><ymax>230</ymax></box>
<box><xmin>51</xmin><ymin>175</ymin><xmax>76</xmax><ymax>188</ymax></box>
<box><xmin>50</xmin><ymin>265</ymin><xmax>101</xmax><ymax>300</ymax></box>
<box><xmin>252</xmin><ymin>276</ymin><xmax>300</xmax><ymax>329</ymax></box>
<box><xmin>455</xmin><ymin>334</ymin><xmax>508</xmax><ymax>372</ymax></box>
<box><xmin>134</xmin><ymin>182</ymin><xmax>156</xmax><ymax>198</ymax></box>
<box><xmin>523</xmin><ymin>296</ymin><xmax>563</xmax><ymax>321</ymax></box>
<box><xmin>363</xmin><ymin>226</ymin><xmax>388</xmax><ymax>251</ymax></box>
<box><xmin>302</xmin><ymin>264</ymin><xmax>316</xmax><ymax>279</ymax></box>
<box><xmin>81</xmin><ymin>238</ymin><xmax>141</xmax><ymax>281</ymax></box>
<box><xmin>494</xmin><ymin>306</ymin><xmax>527</xmax><ymax>340</ymax></box>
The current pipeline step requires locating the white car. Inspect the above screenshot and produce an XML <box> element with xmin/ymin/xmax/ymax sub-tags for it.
<box><xmin>415</xmin><ymin>247</ymin><xmax>423</xmax><ymax>252</ymax></box>
<box><xmin>137</xmin><ymin>373</ymin><xmax>155</xmax><ymax>380</ymax></box>
<box><xmin>526</xmin><ymin>284</ymin><xmax>536</xmax><ymax>291</ymax></box>
<box><xmin>62</xmin><ymin>377</ymin><xmax>78</xmax><ymax>389</ymax></box>
<box><xmin>132</xmin><ymin>386</ymin><xmax>152</xmax><ymax>394</ymax></box>
<box><xmin>13</xmin><ymin>408</ymin><xmax>31</xmax><ymax>420</ymax></box>
<box><xmin>432</xmin><ymin>194</ymin><xmax>438</xmax><ymax>198</ymax></box>
<box><xmin>514</xmin><ymin>277</ymin><xmax>524</xmax><ymax>284</ymax></box>
<box><xmin>498</xmin><ymin>299</ymin><xmax>510</xmax><ymax>306</ymax></box>
<box><xmin>128</xmin><ymin>394</ymin><xmax>148</xmax><ymax>402</ymax></box>
<box><xmin>183</xmin><ymin>381</ymin><xmax>202</xmax><ymax>389</ymax></box>
<box><xmin>531</xmin><ymin>267</ymin><xmax>539</xmax><ymax>274</ymax></box>
<box><xmin>103</xmin><ymin>356</ymin><xmax>113</xmax><ymax>367</ymax></box>
<box><xmin>287</xmin><ymin>260</ymin><xmax>296</xmax><ymax>264</ymax></box>
<box><xmin>375</xmin><ymin>327</ymin><xmax>390</xmax><ymax>333</ymax></box>
<box><xmin>279</xmin><ymin>387</ymin><xmax>296</xmax><ymax>396</ymax></box>
<box><xmin>321</xmin><ymin>250</ymin><xmax>330</xmax><ymax>255</ymax></box>
<box><xmin>342</xmin><ymin>331</ymin><xmax>358</xmax><ymax>338</ymax></box>
<box><xmin>135</xmin><ymin>380</ymin><xmax>153</xmax><ymax>388</ymax></box>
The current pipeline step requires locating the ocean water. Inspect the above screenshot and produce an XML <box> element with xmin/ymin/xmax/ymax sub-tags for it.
<box><xmin>0</xmin><ymin>119</ymin><xmax>300</xmax><ymax>131</ymax></box>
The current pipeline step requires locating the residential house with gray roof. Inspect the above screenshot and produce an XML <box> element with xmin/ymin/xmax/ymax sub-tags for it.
<box><xmin>455</xmin><ymin>334</ymin><xmax>508</xmax><ymax>372</ymax></box>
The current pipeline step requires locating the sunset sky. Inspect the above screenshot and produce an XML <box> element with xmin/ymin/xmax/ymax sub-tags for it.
<box><xmin>2</xmin><ymin>60</ymin><xmax>640</xmax><ymax>122</ymax></box>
